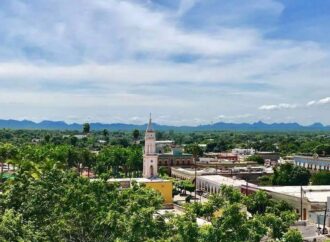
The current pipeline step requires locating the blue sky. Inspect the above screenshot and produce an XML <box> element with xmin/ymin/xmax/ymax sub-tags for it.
<box><xmin>0</xmin><ymin>0</ymin><xmax>329</xmax><ymax>125</ymax></box>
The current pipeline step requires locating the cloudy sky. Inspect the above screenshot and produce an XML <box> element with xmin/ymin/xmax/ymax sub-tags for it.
<box><xmin>0</xmin><ymin>0</ymin><xmax>330</xmax><ymax>125</ymax></box>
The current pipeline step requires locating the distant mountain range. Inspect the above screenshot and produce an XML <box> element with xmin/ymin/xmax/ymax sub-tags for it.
<box><xmin>0</xmin><ymin>119</ymin><xmax>329</xmax><ymax>132</ymax></box>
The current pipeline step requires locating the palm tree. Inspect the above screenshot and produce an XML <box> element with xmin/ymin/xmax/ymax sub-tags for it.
<box><xmin>0</xmin><ymin>143</ymin><xmax>18</xmax><ymax>181</ymax></box>
<box><xmin>185</xmin><ymin>144</ymin><xmax>203</xmax><ymax>201</ymax></box>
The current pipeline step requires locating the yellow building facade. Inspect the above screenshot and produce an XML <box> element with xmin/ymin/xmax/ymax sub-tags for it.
<box><xmin>107</xmin><ymin>178</ymin><xmax>173</xmax><ymax>207</ymax></box>
<box><xmin>144</xmin><ymin>180</ymin><xmax>173</xmax><ymax>206</ymax></box>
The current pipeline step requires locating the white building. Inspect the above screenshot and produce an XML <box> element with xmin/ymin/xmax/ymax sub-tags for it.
<box><xmin>294</xmin><ymin>155</ymin><xmax>330</xmax><ymax>171</ymax></box>
<box><xmin>232</xmin><ymin>148</ymin><xmax>255</xmax><ymax>156</ymax></box>
<box><xmin>258</xmin><ymin>186</ymin><xmax>330</xmax><ymax>225</ymax></box>
<box><xmin>196</xmin><ymin>175</ymin><xmax>257</xmax><ymax>194</ymax></box>
<box><xmin>143</xmin><ymin>115</ymin><xmax>159</xmax><ymax>178</ymax></box>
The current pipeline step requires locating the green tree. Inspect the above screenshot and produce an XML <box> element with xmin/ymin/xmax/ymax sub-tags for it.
<box><xmin>83</xmin><ymin>123</ymin><xmax>90</xmax><ymax>134</ymax></box>
<box><xmin>272</xmin><ymin>163</ymin><xmax>311</xmax><ymax>186</ymax></box>
<box><xmin>281</xmin><ymin>228</ymin><xmax>303</xmax><ymax>242</ymax></box>
<box><xmin>246</xmin><ymin>154</ymin><xmax>264</xmax><ymax>164</ymax></box>
<box><xmin>244</xmin><ymin>190</ymin><xmax>270</xmax><ymax>214</ymax></box>
<box><xmin>184</xmin><ymin>144</ymin><xmax>204</xmax><ymax>158</ymax></box>
<box><xmin>314</xmin><ymin>144</ymin><xmax>330</xmax><ymax>156</ymax></box>
<box><xmin>132</xmin><ymin>129</ymin><xmax>140</xmax><ymax>141</ymax></box>
<box><xmin>70</xmin><ymin>135</ymin><xmax>78</xmax><ymax>146</ymax></box>
<box><xmin>220</xmin><ymin>185</ymin><xmax>242</xmax><ymax>204</ymax></box>
<box><xmin>102</xmin><ymin>129</ymin><xmax>109</xmax><ymax>138</ymax></box>
<box><xmin>0</xmin><ymin>168</ymin><xmax>165</xmax><ymax>242</ymax></box>
<box><xmin>169</xmin><ymin>212</ymin><xmax>199</xmax><ymax>242</ymax></box>
<box><xmin>211</xmin><ymin>203</ymin><xmax>251</xmax><ymax>242</ymax></box>
<box><xmin>0</xmin><ymin>209</ymin><xmax>41</xmax><ymax>242</ymax></box>
<box><xmin>311</xmin><ymin>171</ymin><xmax>330</xmax><ymax>185</ymax></box>
<box><xmin>0</xmin><ymin>143</ymin><xmax>18</xmax><ymax>179</ymax></box>
<box><xmin>44</xmin><ymin>134</ymin><xmax>51</xmax><ymax>143</ymax></box>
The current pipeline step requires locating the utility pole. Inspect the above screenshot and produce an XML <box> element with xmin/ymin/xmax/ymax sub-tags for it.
<box><xmin>323</xmin><ymin>205</ymin><xmax>327</xmax><ymax>234</ymax></box>
<box><xmin>246</xmin><ymin>178</ymin><xmax>249</xmax><ymax>196</ymax></box>
<box><xmin>300</xmin><ymin>185</ymin><xmax>303</xmax><ymax>220</ymax></box>
<box><xmin>195</xmin><ymin>156</ymin><xmax>197</xmax><ymax>202</ymax></box>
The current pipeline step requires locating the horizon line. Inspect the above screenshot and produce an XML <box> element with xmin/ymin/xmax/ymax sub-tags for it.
<box><xmin>0</xmin><ymin>118</ymin><xmax>328</xmax><ymax>127</ymax></box>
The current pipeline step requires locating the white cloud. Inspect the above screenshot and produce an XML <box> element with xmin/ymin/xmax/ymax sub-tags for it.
<box><xmin>307</xmin><ymin>97</ymin><xmax>330</xmax><ymax>106</ymax></box>
<box><xmin>216</xmin><ymin>114</ymin><xmax>252</xmax><ymax>120</ymax></box>
<box><xmin>0</xmin><ymin>0</ymin><xmax>328</xmax><ymax>124</ymax></box>
<box><xmin>259</xmin><ymin>103</ymin><xmax>297</xmax><ymax>111</ymax></box>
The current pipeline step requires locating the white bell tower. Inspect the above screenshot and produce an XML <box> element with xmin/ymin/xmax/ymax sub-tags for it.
<box><xmin>143</xmin><ymin>114</ymin><xmax>158</xmax><ymax>178</ymax></box>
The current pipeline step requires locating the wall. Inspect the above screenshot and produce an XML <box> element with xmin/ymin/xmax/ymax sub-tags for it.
<box><xmin>145</xmin><ymin>180</ymin><xmax>173</xmax><ymax>206</ymax></box>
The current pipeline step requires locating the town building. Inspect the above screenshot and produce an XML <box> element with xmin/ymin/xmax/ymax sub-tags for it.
<box><xmin>142</xmin><ymin>116</ymin><xmax>193</xmax><ymax>169</ymax></box>
<box><xmin>232</xmin><ymin>148</ymin><xmax>255</xmax><ymax>156</ymax></box>
<box><xmin>196</xmin><ymin>175</ymin><xmax>257</xmax><ymax>194</ymax></box>
<box><xmin>203</xmin><ymin>152</ymin><xmax>238</xmax><ymax>162</ymax></box>
<box><xmin>143</xmin><ymin>115</ymin><xmax>159</xmax><ymax>178</ymax></box>
<box><xmin>155</xmin><ymin>140</ymin><xmax>175</xmax><ymax>154</ymax></box>
<box><xmin>256</xmin><ymin>186</ymin><xmax>330</xmax><ymax>225</ymax></box>
<box><xmin>106</xmin><ymin>115</ymin><xmax>173</xmax><ymax>207</ymax></box>
<box><xmin>158</xmin><ymin>148</ymin><xmax>193</xmax><ymax>167</ymax></box>
<box><xmin>256</xmin><ymin>151</ymin><xmax>280</xmax><ymax>162</ymax></box>
<box><xmin>196</xmin><ymin>174</ymin><xmax>330</xmax><ymax>225</ymax></box>
<box><xmin>172</xmin><ymin>166</ymin><xmax>272</xmax><ymax>183</ymax></box>
<box><xmin>293</xmin><ymin>155</ymin><xmax>330</xmax><ymax>171</ymax></box>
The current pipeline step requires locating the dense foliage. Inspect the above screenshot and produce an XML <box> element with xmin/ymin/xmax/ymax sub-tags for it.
<box><xmin>0</xmin><ymin>129</ymin><xmax>330</xmax><ymax>157</ymax></box>
<box><xmin>0</xmin><ymin>168</ymin><xmax>165</xmax><ymax>242</ymax></box>
<box><xmin>246</xmin><ymin>155</ymin><xmax>264</xmax><ymax>164</ymax></box>
<box><xmin>272</xmin><ymin>163</ymin><xmax>311</xmax><ymax>186</ymax></box>
<box><xmin>0</xmin><ymin>129</ymin><xmax>320</xmax><ymax>241</ymax></box>
<box><xmin>311</xmin><ymin>171</ymin><xmax>330</xmax><ymax>185</ymax></box>
<box><xmin>186</xmin><ymin>186</ymin><xmax>300</xmax><ymax>242</ymax></box>
<box><xmin>0</xmin><ymin>168</ymin><xmax>301</xmax><ymax>242</ymax></box>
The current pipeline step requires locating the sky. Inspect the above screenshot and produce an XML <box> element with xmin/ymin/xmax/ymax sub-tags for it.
<box><xmin>0</xmin><ymin>0</ymin><xmax>330</xmax><ymax>125</ymax></box>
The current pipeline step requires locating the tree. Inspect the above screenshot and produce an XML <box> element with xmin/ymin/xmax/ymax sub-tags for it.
<box><xmin>184</xmin><ymin>144</ymin><xmax>203</xmax><ymax>200</ymax></box>
<box><xmin>246</xmin><ymin>155</ymin><xmax>264</xmax><ymax>164</ymax></box>
<box><xmin>220</xmin><ymin>185</ymin><xmax>242</xmax><ymax>204</ymax></box>
<box><xmin>0</xmin><ymin>143</ymin><xmax>18</xmax><ymax>179</ymax></box>
<box><xmin>132</xmin><ymin>129</ymin><xmax>140</xmax><ymax>141</ymax></box>
<box><xmin>211</xmin><ymin>203</ymin><xmax>251</xmax><ymax>242</ymax></box>
<box><xmin>169</xmin><ymin>212</ymin><xmax>199</xmax><ymax>242</ymax></box>
<box><xmin>102</xmin><ymin>129</ymin><xmax>109</xmax><ymax>138</ymax></box>
<box><xmin>0</xmin><ymin>168</ymin><xmax>165</xmax><ymax>242</ymax></box>
<box><xmin>314</xmin><ymin>144</ymin><xmax>330</xmax><ymax>156</ymax></box>
<box><xmin>126</xmin><ymin>147</ymin><xmax>143</xmax><ymax>177</ymax></box>
<box><xmin>83</xmin><ymin>123</ymin><xmax>90</xmax><ymax>134</ymax></box>
<box><xmin>281</xmin><ymin>228</ymin><xmax>303</xmax><ymax>242</ymax></box>
<box><xmin>244</xmin><ymin>190</ymin><xmax>270</xmax><ymax>214</ymax></box>
<box><xmin>0</xmin><ymin>209</ymin><xmax>40</xmax><ymax>242</ymax></box>
<box><xmin>177</xmin><ymin>180</ymin><xmax>195</xmax><ymax>195</ymax></box>
<box><xmin>44</xmin><ymin>134</ymin><xmax>51</xmax><ymax>143</ymax></box>
<box><xmin>311</xmin><ymin>171</ymin><xmax>330</xmax><ymax>185</ymax></box>
<box><xmin>258</xmin><ymin>175</ymin><xmax>272</xmax><ymax>186</ymax></box>
<box><xmin>81</xmin><ymin>148</ymin><xmax>95</xmax><ymax>177</ymax></box>
<box><xmin>185</xmin><ymin>144</ymin><xmax>203</xmax><ymax>158</ymax></box>
<box><xmin>70</xmin><ymin>136</ymin><xmax>78</xmax><ymax>146</ymax></box>
<box><xmin>272</xmin><ymin>163</ymin><xmax>310</xmax><ymax>186</ymax></box>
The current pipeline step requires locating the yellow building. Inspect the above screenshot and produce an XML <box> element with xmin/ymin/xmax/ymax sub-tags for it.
<box><xmin>107</xmin><ymin>178</ymin><xmax>173</xmax><ymax>208</ymax></box>
<box><xmin>144</xmin><ymin>179</ymin><xmax>173</xmax><ymax>206</ymax></box>
<box><xmin>106</xmin><ymin>117</ymin><xmax>173</xmax><ymax>208</ymax></box>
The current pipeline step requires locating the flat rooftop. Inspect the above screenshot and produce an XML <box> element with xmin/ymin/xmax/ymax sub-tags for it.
<box><xmin>107</xmin><ymin>177</ymin><xmax>170</xmax><ymax>183</ymax></box>
<box><xmin>197</xmin><ymin>175</ymin><xmax>257</xmax><ymax>188</ymax></box>
<box><xmin>172</xmin><ymin>166</ymin><xmax>272</xmax><ymax>175</ymax></box>
<box><xmin>294</xmin><ymin>155</ymin><xmax>330</xmax><ymax>162</ymax></box>
<box><xmin>259</xmin><ymin>186</ymin><xmax>330</xmax><ymax>203</ymax></box>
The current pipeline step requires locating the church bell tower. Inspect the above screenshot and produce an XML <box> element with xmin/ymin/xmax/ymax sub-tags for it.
<box><xmin>143</xmin><ymin>114</ymin><xmax>158</xmax><ymax>178</ymax></box>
